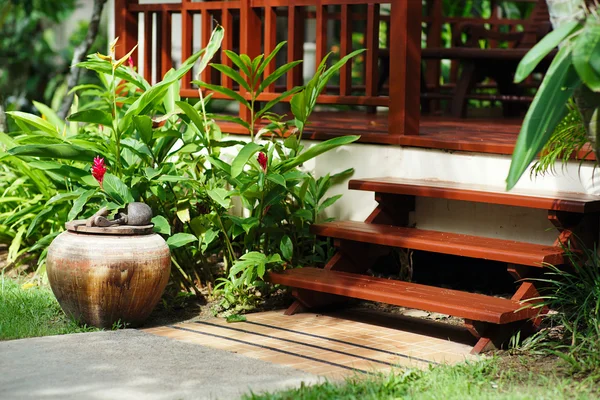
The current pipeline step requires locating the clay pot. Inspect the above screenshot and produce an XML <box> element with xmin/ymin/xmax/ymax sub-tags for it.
<box><xmin>47</xmin><ymin>228</ymin><xmax>170</xmax><ymax>328</ymax></box>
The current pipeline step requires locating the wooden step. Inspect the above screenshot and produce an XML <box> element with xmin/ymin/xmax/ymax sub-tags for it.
<box><xmin>349</xmin><ymin>177</ymin><xmax>600</xmax><ymax>213</ymax></box>
<box><xmin>311</xmin><ymin>221</ymin><xmax>563</xmax><ymax>267</ymax></box>
<box><xmin>268</xmin><ymin>267</ymin><xmax>537</xmax><ymax>324</ymax></box>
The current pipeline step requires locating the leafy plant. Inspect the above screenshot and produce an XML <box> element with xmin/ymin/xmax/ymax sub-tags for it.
<box><xmin>3</xmin><ymin>26</ymin><xmax>361</xmax><ymax>314</ymax></box>
<box><xmin>507</xmin><ymin>6</ymin><xmax>600</xmax><ymax>189</ymax></box>
<box><xmin>3</xmin><ymin>28</ymin><xmax>227</xmax><ymax>294</ymax></box>
<box><xmin>187</xmin><ymin>44</ymin><xmax>362</xmax><ymax>311</ymax></box>
<box><xmin>522</xmin><ymin>243</ymin><xmax>600</xmax><ymax>375</ymax></box>
<box><xmin>530</xmin><ymin>102</ymin><xmax>590</xmax><ymax>177</ymax></box>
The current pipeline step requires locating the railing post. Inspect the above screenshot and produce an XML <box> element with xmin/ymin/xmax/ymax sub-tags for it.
<box><xmin>389</xmin><ymin>0</ymin><xmax>421</xmax><ymax>136</ymax></box>
<box><xmin>181</xmin><ymin>0</ymin><xmax>193</xmax><ymax>91</ymax></box>
<box><xmin>114</xmin><ymin>0</ymin><xmax>139</xmax><ymax>60</ymax></box>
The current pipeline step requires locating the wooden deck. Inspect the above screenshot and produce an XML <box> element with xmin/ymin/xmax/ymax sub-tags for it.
<box><xmin>220</xmin><ymin>112</ymin><xmax>594</xmax><ymax>159</ymax></box>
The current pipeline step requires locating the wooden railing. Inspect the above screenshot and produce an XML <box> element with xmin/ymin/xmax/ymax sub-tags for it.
<box><xmin>114</xmin><ymin>0</ymin><xmax>421</xmax><ymax>137</ymax></box>
<box><xmin>114</xmin><ymin>0</ymin><xmax>545</xmax><ymax>138</ymax></box>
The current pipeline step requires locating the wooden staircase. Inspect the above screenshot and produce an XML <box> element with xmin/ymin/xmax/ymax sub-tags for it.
<box><xmin>268</xmin><ymin>178</ymin><xmax>600</xmax><ymax>354</ymax></box>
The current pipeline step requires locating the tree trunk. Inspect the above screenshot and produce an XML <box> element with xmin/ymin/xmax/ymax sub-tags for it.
<box><xmin>545</xmin><ymin>0</ymin><xmax>600</xmax><ymax>160</ymax></box>
<box><xmin>58</xmin><ymin>0</ymin><xmax>108</xmax><ymax>120</ymax></box>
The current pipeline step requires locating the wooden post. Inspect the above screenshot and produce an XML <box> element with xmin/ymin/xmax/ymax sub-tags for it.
<box><xmin>287</xmin><ymin>4</ymin><xmax>305</xmax><ymax>90</ymax></box>
<box><xmin>114</xmin><ymin>0</ymin><xmax>139</xmax><ymax>60</ymax></box>
<box><xmin>158</xmin><ymin>11</ymin><xmax>172</xmax><ymax>80</ymax></box>
<box><xmin>181</xmin><ymin>0</ymin><xmax>193</xmax><ymax>90</ymax></box>
<box><xmin>389</xmin><ymin>0</ymin><xmax>421</xmax><ymax>136</ymax></box>
<box><xmin>240</xmin><ymin>0</ymin><xmax>262</xmax><ymax>124</ymax></box>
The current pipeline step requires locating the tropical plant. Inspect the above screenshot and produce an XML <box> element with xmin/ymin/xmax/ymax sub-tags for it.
<box><xmin>179</xmin><ymin>42</ymin><xmax>363</xmax><ymax>312</ymax></box>
<box><xmin>3</xmin><ymin>29</ymin><xmax>226</xmax><ymax>294</ymax></box>
<box><xmin>2</xmin><ymin>26</ymin><xmax>362</xmax><ymax>312</ymax></box>
<box><xmin>522</xmin><ymin>243</ymin><xmax>600</xmax><ymax>375</ymax></box>
<box><xmin>506</xmin><ymin>1</ymin><xmax>599</xmax><ymax>189</ymax></box>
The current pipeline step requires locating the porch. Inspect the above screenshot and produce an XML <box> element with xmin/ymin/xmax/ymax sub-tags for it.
<box><xmin>113</xmin><ymin>0</ymin><xmax>573</xmax><ymax>156</ymax></box>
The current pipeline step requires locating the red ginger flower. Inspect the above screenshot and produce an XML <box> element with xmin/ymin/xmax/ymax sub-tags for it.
<box><xmin>128</xmin><ymin>56</ymin><xmax>134</xmax><ymax>69</ymax></box>
<box><xmin>91</xmin><ymin>156</ymin><xmax>107</xmax><ymax>187</ymax></box>
<box><xmin>257</xmin><ymin>152</ymin><xmax>267</xmax><ymax>172</ymax></box>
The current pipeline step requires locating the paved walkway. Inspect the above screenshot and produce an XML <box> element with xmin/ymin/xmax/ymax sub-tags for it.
<box><xmin>0</xmin><ymin>330</ymin><xmax>320</xmax><ymax>400</ymax></box>
<box><xmin>144</xmin><ymin>309</ymin><xmax>478</xmax><ymax>380</ymax></box>
<box><xmin>0</xmin><ymin>309</ymin><xmax>477</xmax><ymax>400</ymax></box>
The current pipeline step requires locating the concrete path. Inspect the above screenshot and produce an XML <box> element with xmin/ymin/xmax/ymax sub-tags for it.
<box><xmin>0</xmin><ymin>330</ymin><xmax>321</xmax><ymax>400</ymax></box>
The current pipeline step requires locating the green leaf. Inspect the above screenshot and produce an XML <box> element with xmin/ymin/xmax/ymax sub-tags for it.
<box><xmin>223</xmin><ymin>50</ymin><xmax>251</xmax><ymax>78</ymax></box>
<box><xmin>193</xmin><ymin>26</ymin><xmax>225</xmax><ymax>81</ymax></box>
<box><xmin>67</xmin><ymin>109</ymin><xmax>113</xmax><ymax>126</ymax></box>
<box><xmin>226</xmin><ymin>314</ymin><xmax>247</xmax><ymax>323</ymax></box>
<box><xmin>319</xmin><ymin>49</ymin><xmax>365</xmax><ymax>94</ymax></box>
<box><xmin>26</xmin><ymin>207</ymin><xmax>55</xmax><ymax>238</ymax></box>
<box><xmin>319</xmin><ymin>194</ymin><xmax>342</xmax><ymax>212</ymax></box>
<box><xmin>201</xmin><ymin>229</ymin><xmax>219</xmax><ymax>252</ymax></box>
<box><xmin>277</xmin><ymin>135</ymin><xmax>360</xmax><ymax>172</ymax></box>
<box><xmin>29</xmin><ymin>161</ymin><xmax>89</xmax><ymax>180</ymax></box>
<box><xmin>33</xmin><ymin>101</ymin><xmax>66</xmax><ymax>133</ymax></box>
<box><xmin>118</xmin><ymin>26</ymin><xmax>224</xmax><ymax>132</ymax></box>
<box><xmin>256</xmin><ymin>86</ymin><xmax>303</xmax><ymax>119</ymax></box>
<box><xmin>507</xmin><ymin>46</ymin><xmax>581</xmax><ymax>190</ymax></box>
<box><xmin>515</xmin><ymin>21</ymin><xmax>580</xmax><ymax>83</ymax></box>
<box><xmin>167</xmin><ymin>233</ymin><xmax>198</xmax><ymax>249</ymax></box>
<box><xmin>257</xmin><ymin>61</ymin><xmax>303</xmax><ymax>95</ymax></box>
<box><xmin>572</xmin><ymin>25</ymin><xmax>600</xmax><ymax>92</ymax></box>
<box><xmin>47</xmin><ymin>189</ymin><xmax>85</xmax><ymax>206</ymax></box>
<box><xmin>280</xmin><ymin>235</ymin><xmax>293</xmax><ymax>261</ymax></box>
<box><xmin>78</xmin><ymin>55</ymin><xmax>150</xmax><ymax>91</ymax></box>
<box><xmin>267</xmin><ymin>173</ymin><xmax>286</xmax><ymax>188</ymax></box>
<box><xmin>152</xmin><ymin>215</ymin><xmax>171</xmax><ymax>235</ymax></box>
<box><xmin>231</xmin><ymin>142</ymin><xmax>262</xmax><ymax>178</ymax></box>
<box><xmin>8</xmin><ymin>144</ymin><xmax>98</xmax><ymax>162</ymax></box>
<box><xmin>144</xmin><ymin>167</ymin><xmax>161</xmax><ymax>180</ymax></box>
<box><xmin>103</xmin><ymin>174</ymin><xmax>135</xmax><ymax>205</ymax></box>
<box><xmin>194</xmin><ymin>82</ymin><xmax>251</xmax><ymax>109</ymax></box>
<box><xmin>134</xmin><ymin>115</ymin><xmax>154</xmax><ymax>145</ymax></box>
<box><xmin>68</xmin><ymin>189</ymin><xmax>97</xmax><ymax>221</ymax></box>
<box><xmin>176</xmin><ymin>100</ymin><xmax>207</xmax><ymax>136</ymax></box>
<box><xmin>210</xmin><ymin>64</ymin><xmax>251</xmax><ymax>92</ymax></box>
<box><xmin>256</xmin><ymin>41</ymin><xmax>287</xmax><ymax>78</ymax></box>
<box><xmin>6</xmin><ymin>111</ymin><xmax>58</xmax><ymax>136</ymax></box>
<box><xmin>207</xmin><ymin>188</ymin><xmax>232</xmax><ymax>209</ymax></box>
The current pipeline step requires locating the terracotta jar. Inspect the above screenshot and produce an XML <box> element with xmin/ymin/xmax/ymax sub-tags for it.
<box><xmin>46</xmin><ymin>222</ymin><xmax>170</xmax><ymax>328</ymax></box>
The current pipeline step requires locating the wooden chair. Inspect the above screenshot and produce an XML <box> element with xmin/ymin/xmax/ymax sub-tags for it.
<box><xmin>428</xmin><ymin>0</ymin><xmax>553</xmax><ymax>117</ymax></box>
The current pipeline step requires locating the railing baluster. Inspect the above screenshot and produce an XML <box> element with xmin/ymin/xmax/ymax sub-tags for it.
<box><xmin>287</xmin><ymin>4</ymin><xmax>304</xmax><ymax>90</ymax></box>
<box><xmin>315</xmin><ymin>2</ymin><xmax>327</xmax><ymax>72</ymax></box>
<box><xmin>181</xmin><ymin>1</ymin><xmax>193</xmax><ymax>90</ymax></box>
<box><xmin>201</xmin><ymin>10</ymin><xmax>212</xmax><ymax>84</ymax></box>
<box><xmin>339</xmin><ymin>4</ymin><xmax>352</xmax><ymax>96</ymax></box>
<box><xmin>159</xmin><ymin>11</ymin><xmax>172</xmax><ymax>80</ymax></box>
<box><xmin>221</xmin><ymin>7</ymin><xmax>234</xmax><ymax>90</ymax></box>
<box><xmin>365</xmin><ymin>3</ymin><xmax>379</xmax><ymax>102</ymax></box>
<box><xmin>264</xmin><ymin>5</ymin><xmax>277</xmax><ymax>92</ymax></box>
<box><xmin>240</xmin><ymin>0</ymin><xmax>262</xmax><ymax>124</ymax></box>
<box><xmin>143</xmin><ymin>12</ymin><xmax>153</xmax><ymax>83</ymax></box>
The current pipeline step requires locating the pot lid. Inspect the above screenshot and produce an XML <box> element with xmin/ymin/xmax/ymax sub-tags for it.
<box><xmin>65</xmin><ymin>202</ymin><xmax>155</xmax><ymax>235</ymax></box>
<box><xmin>65</xmin><ymin>220</ymin><xmax>154</xmax><ymax>235</ymax></box>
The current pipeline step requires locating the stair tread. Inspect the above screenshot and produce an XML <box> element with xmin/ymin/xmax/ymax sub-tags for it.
<box><xmin>311</xmin><ymin>221</ymin><xmax>563</xmax><ymax>267</ymax></box>
<box><xmin>349</xmin><ymin>177</ymin><xmax>600</xmax><ymax>213</ymax></box>
<box><xmin>268</xmin><ymin>267</ymin><xmax>537</xmax><ymax>324</ymax></box>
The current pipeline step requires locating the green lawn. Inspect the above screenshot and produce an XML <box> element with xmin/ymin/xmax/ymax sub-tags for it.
<box><xmin>0</xmin><ymin>276</ymin><xmax>96</xmax><ymax>340</ymax></box>
<box><xmin>245</xmin><ymin>358</ymin><xmax>598</xmax><ymax>400</ymax></box>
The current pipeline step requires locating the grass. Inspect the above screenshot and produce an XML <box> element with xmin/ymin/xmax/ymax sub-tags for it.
<box><xmin>0</xmin><ymin>275</ymin><xmax>97</xmax><ymax>340</ymax></box>
<box><xmin>245</xmin><ymin>357</ymin><xmax>598</xmax><ymax>400</ymax></box>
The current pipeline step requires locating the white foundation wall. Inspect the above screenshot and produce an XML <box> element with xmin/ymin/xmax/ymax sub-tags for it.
<box><xmin>299</xmin><ymin>141</ymin><xmax>600</xmax><ymax>246</ymax></box>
